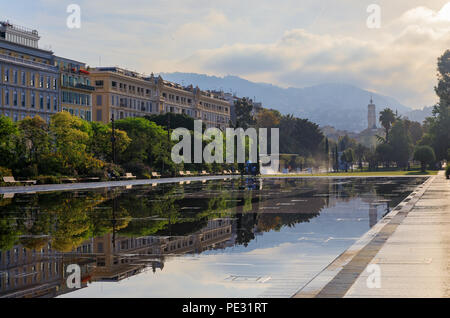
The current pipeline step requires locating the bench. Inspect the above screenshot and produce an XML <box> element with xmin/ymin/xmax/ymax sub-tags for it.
<box><xmin>201</xmin><ymin>170</ymin><xmax>209</xmax><ymax>175</ymax></box>
<box><xmin>185</xmin><ymin>171</ymin><xmax>192</xmax><ymax>176</ymax></box>
<box><xmin>179</xmin><ymin>171</ymin><xmax>186</xmax><ymax>176</ymax></box>
<box><xmin>78</xmin><ymin>177</ymin><xmax>100</xmax><ymax>182</ymax></box>
<box><xmin>3</xmin><ymin>176</ymin><xmax>36</xmax><ymax>185</ymax></box>
<box><xmin>121</xmin><ymin>172</ymin><xmax>136</xmax><ymax>179</ymax></box>
<box><xmin>151</xmin><ymin>172</ymin><xmax>161</xmax><ymax>178</ymax></box>
<box><xmin>61</xmin><ymin>178</ymin><xmax>77</xmax><ymax>183</ymax></box>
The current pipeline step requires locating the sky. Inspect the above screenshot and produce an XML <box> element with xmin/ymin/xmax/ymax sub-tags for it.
<box><xmin>2</xmin><ymin>0</ymin><xmax>450</xmax><ymax>108</ymax></box>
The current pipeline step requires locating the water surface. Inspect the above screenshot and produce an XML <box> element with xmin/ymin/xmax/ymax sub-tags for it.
<box><xmin>0</xmin><ymin>177</ymin><xmax>425</xmax><ymax>298</ymax></box>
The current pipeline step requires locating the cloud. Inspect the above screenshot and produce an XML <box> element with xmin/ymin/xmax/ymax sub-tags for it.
<box><xmin>152</xmin><ymin>3</ymin><xmax>450</xmax><ymax>108</ymax></box>
<box><xmin>6</xmin><ymin>0</ymin><xmax>449</xmax><ymax>108</ymax></box>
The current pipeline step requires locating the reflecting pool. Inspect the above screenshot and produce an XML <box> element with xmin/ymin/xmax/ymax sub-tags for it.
<box><xmin>0</xmin><ymin>177</ymin><xmax>426</xmax><ymax>298</ymax></box>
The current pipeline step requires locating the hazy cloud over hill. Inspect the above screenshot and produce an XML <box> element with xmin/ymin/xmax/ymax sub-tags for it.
<box><xmin>160</xmin><ymin>72</ymin><xmax>432</xmax><ymax>132</ymax></box>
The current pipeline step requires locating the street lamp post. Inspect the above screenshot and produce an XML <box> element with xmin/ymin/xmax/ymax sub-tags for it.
<box><xmin>111</xmin><ymin>114</ymin><xmax>116</xmax><ymax>165</ymax></box>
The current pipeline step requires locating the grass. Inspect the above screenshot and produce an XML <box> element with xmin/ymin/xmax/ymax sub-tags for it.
<box><xmin>263</xmin><ymin>170</ymin><xmax>439</xmax><ymax>177</ymax></box>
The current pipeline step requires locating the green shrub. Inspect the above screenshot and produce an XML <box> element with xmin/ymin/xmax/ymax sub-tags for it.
<box><xmin>446</xmin><ymin>165</ymin><xmax>450</xmax><ymax>179</ymax></box>
<box><xmin>35</xmin><ymin>175</ymin><xmax>62</xmax><ymax>185</ymax></box>
<box><xmin>103</xmin><ymin>163</ymin><xmax>124</xmax><ymax>179</ymax></box>
<box><xmin>0</xmin><ymin>166</ymin><xmax>12</xmax><ymax>178</ymax></box>
<box><xmin>122</xmin><ymin>160</ymin><xmax>151</xmax><ymax>178</ymax></box>
<box><xmin>413</xmin><ymin>145</ymin><xmax>436</xmax><ymax>172</ymax></box>
<box><xmin>15</xmin><ymin>164</ymin><xmax>38</xmax><ymax>178</ymax></box>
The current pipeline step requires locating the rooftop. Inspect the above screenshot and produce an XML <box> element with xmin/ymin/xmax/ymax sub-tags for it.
<box><xmin>0</xmin><ymin>20</ymin><xmax>39</xmax><ymax>37</ymax></box>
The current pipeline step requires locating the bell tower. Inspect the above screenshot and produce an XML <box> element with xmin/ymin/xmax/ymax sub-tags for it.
<box><xmin>368</xmin><ymin>97</ymin><xmax>376</xmax><ymax>129</ymax></box>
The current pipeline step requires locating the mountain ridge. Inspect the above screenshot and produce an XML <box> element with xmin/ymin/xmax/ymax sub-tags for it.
<box><xmin>159</xmin><ymin>72</ymin><xmax>431</xmax><ymax>132</ymax></box>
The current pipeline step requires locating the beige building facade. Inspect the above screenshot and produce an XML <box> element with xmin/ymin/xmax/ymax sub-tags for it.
<box><xmin>90</xmin><ymin>68</ymin><xmax>231</xmax><ymax>129</ymax></box>
<box><xmin>90</xmin><ymin>67</ymin><xmax>161</xmax><ymax>123</ymax></box>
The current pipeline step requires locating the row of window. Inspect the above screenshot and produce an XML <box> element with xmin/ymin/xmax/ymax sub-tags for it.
<box><xmin>109</xmin><ymin>80</ymin><xmax>152</xmax><ymax>96</ymax></box>
<box><xmin>165</xmin><ymin>105</ymin><xmax>198</xmax><ymax>118</ymax></box>
<box><xmin>62</xmin><ymin>74</ymin><xmax>91</xmax><ymax>88</ymax></box>
<box><xmin>110</xmin><ymin>94</ymin><xmax>153</xmax><ymax>112</ymax></box>
<box><xmin>162</xmin><ymin>92</ymin><xmax>229</xmax><ymax>114</ymax></box>
<box><xmin>0</xmin><ymin>262</ymin><xmax>59</xmax><ymax>291</ymax></box>
<box><xmin>203</xmin><ymin>111</ymin><xmax>229</xmax><ymax>124</ymax></box>
<box><xmin>200</xmin><ymin>100</ymin><xmax>228</xmax><ymax>113</ymax></box>
<box><xmin>1</xmin><ymin>67</ymin><xmax>57</xmax><ymax>90</ymax></box>
<box><xmin>62</xmin><ymin>91</ymin><xmax>91</xmax><ymax>106</ymax></box>
<box><xmin>163</xmin><ymin>92</ymin><xmax>192</xmax><ymax>105</ymax></box>
<box><xmin>0</xmin><ymin>88</ymin><xmax>58</xmax><ymax>111</ymax></box>
<box><xmin>110</xmin><ymin>110</ymin><xmax>146</xmax><ymax>120</ymax></box>
<box><xmin>1</xmin><ymin>111</ymin><xmax>51</xmax><ymax>123</ymax></box>
<box><xmin>0</xmin><ymin>49</ymin><xmax>48</xmax><ymax>64</ymax></box>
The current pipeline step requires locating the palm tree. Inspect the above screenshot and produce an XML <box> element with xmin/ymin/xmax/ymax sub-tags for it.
<box><xmin>379</xmin><ymin>108</ymin><xmax>396</xmax><ymax>143</ymax></box>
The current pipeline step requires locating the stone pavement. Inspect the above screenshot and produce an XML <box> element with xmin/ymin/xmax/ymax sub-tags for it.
<box><xmin>0</xmin><ymin>175</ymin><xmax>240</xmax><ymax>195</ymax></box>
<box><xmin>294</xmin><ymin>171</ymin><xmax>450</xmax><ymax>298</ymax></box>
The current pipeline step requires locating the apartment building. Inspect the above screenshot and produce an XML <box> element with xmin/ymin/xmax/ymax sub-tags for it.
<box><xmin>90</xmin><ymin>70</ymin><xmax>231</xmax><ymax>129</ymax></box>
<box><xmin>0</xmin><ymin>21</ymin><xmax>59</xmax><ymax>122</ymax></box>
<box><xmin>0</xmin><ymin>241</ymin><xmax>93</xmax><ymax>298</ymax></box>
<box><xmin>91</xmin><ymin>218</ymin><xmax>234</xmax><ymax>282</ymax></box>
<box><xmin>0</xmin><ymin>20</ymin><xmax>232</xmax><ymax>129</ymax></box>
<box><xmin>197</xmin><ymin>90</ymin><xmax>231</xmax><ymax>130</ymax></box>
<box><xmin>90</xmin><ymin>67</ymin><xmax>161</xmax><ymax>123</ymax></box>
<box><xmin>154</xmin><ymin>77</ymin><xmax>231</xmax><ymax>130</ymax></box>
<box><xmin>54</xmin><ymin>56</ymin><xmax>94</xmax><ymax>121</ymax></box>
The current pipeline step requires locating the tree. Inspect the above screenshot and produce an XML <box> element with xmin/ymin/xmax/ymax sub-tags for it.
<box><xmin>379</xmin><ymin>108</ymin><xmax>396</xmax><ymax>143</ymax></box>
<box><xmin>414</xmin><ymin>145</ymin><xmax>436</xmax><ymax>172</ymax></box>
<box><xmin>0</xmin><ymin>115</ymin><xmax>19</xmax><ymax>168</ymax></box>
<box><xmin>404</xmin><ymin>119</ymin><xmax>423</xmax><ymax>146</ymax></box>
<box><xmin>324</xmin><ymin>137</ymin><xmax>330</xmax><ymax>172</ymax></box>
<box><xmin>354</xmin><ymin>143</ymin><xmax>367</xmax><ymax>170</ymax></box>
<box><xmin>235</xmin><ymin>98</ymin><xmax>255</xmax><ymax>129</ymax></box>
<box><xmin>365</xmin><ymin>148</ymin><xmax>378</xmax><ymax>171</ymax></box>
<box><xmin>376</xmin><ymin>143</ymin><xmax>393</xmax><ymax>168</ymax></box>
<box><xmin>338</xmin><ymin>135</ymin><xmax>356</xmax><ymax>151</ymax></box>
<box><xmin>48</xmin><ymin>111</ymin><xmax>103</xmax><ymax>175</ymax></box>
<box><xmin>115</xmin><ymin>117</ymin><xmax>181</xmax><ymax>175</ymax></box>
<box><xmin>279</xmin><ymin>115</ymin><xmax>324</xmax><ymax>157</ymax></box>
<box><xmin>424</xmin><ymin>49</ymin><xmax>450</xmax><ymax>161</ymax></box>
<box><xmin>342</xmin><ymin>148</ymin><xmax>355</xmax><ymax>172</ymax></box>
<box><xmin>389</xmin><ymin>119</ymin><xmax>413</xmax><ymax>169</ymax></box>
<box><xmin>18</xmin><ymin>116</ymin><xmax>50</xmax><ymax>170</ymax></box>
<box><xmin>146</xmin><ymin>113</ymin><xmax>200</xmax><ymax>131</ymax></box>
<box><xmin>89</xmin><ymin>121</ymin><xmax>130</xmax><ymax>162</ymax></box>
<box><xmin>255</xmin><ymin>108</ymin><xmax>281</xmax><ymax>128</ymax></box>
<box><xmin>334</xmin><ymin>144</ymin><xmax>339</xmax><ymax>172</ymax></box>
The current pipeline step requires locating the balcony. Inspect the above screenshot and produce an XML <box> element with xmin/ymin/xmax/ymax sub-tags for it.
<box><xmin>75</xmin><ymin>83</ymin><xmax>95</xmax><ymax>91</ymax></box>
<box><xmin>0</xmin><ymin>52</ymin><xmax>57</xmax><ymax>72</ymax></box>
<box><xmin>62</xmin><ymin>82</ymin><xmax>95</xmax><ymax>91</ymax></box>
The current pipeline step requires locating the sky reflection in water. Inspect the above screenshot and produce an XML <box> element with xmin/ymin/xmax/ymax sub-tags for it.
<box><xmin>0</xmin><ymin>177</ymin><xmax>425</xmax><ymax>298</ymax></box>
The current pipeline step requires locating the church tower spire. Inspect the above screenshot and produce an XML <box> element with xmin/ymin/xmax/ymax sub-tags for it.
<box><xmin>368</xmin><ymin>97</ymin><xmax>376</xmax><ymax>130</ymax></box>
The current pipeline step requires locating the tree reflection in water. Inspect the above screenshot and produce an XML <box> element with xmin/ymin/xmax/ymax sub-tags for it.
<box><xmin>0</xmin><ymin>177</ymin><xmax>425</xmax><ymax>297</ymax></box>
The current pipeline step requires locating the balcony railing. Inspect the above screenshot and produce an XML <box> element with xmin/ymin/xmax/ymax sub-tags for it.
<box><xmin>0</xmin><ymin>52</ymin><xmax>57</xmax><ymax>72</ymax></box>
<box><xmin>75</xmin><ymin>83</ymin><xmax>95</xmax><ymax>91</ymax></box>
<box><xmin>62</xmin><ymin>82</ymin><xmax>95</xmax><ymax>91</ymax></box>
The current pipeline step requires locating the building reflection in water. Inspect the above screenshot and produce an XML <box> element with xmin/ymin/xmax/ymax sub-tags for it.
<box><xmin>0</xmin><ymin>177</ymin><xmax>424</xmax><ymax>298</ymax></box>
<box><xmin>0</xmin><ymin>218</ymin><xmax>235</xmax><ymax>298</ymax></box>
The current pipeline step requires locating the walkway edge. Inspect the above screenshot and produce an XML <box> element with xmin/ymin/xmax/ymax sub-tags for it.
<box><xmin>0</xmin><ymin>175</ymin><xmax>241</xmax><ymax>195</ymax></box>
